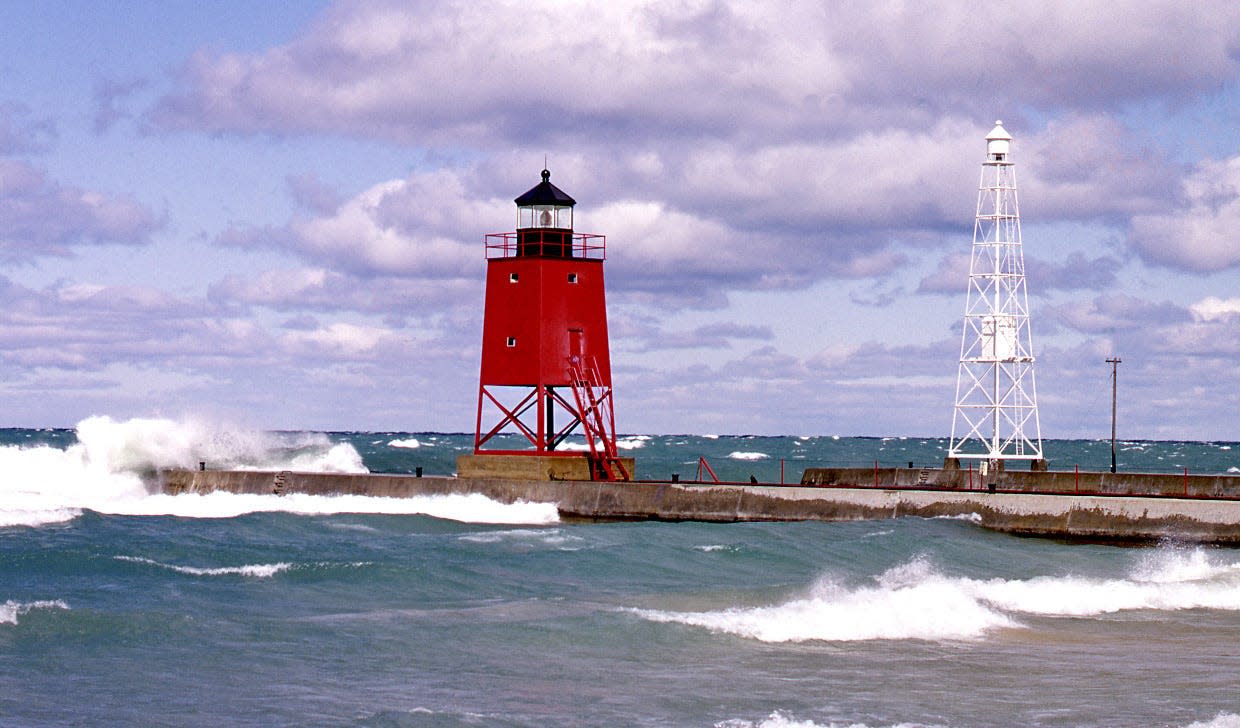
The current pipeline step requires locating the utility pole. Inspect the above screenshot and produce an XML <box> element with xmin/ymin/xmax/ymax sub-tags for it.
<box><xmin>1106</xmin><ymin>357</ymin><xmax>1121</xmax><ymax>473</ymax></box>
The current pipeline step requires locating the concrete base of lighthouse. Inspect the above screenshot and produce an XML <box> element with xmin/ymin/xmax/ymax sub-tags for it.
<box><xmin>456</xmin><ymin>454</ymin><xmax>636</xmax><ymax>481</ymax></box>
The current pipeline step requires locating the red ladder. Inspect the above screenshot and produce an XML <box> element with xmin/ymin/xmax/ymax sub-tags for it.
<box><xmin>566</xmin><ymin>355</ymin><xmax>629</xmax><ymax>481</ymax></box>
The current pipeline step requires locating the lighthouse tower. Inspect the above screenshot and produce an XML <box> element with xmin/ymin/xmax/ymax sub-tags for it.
<box><xmin>456</xmin><ymin>169</ymin><xmax>632</xmax><ymax>481</ymax></box>
<box><xmin>948</xmin><ymin>121</ymin><xmax>1045</xmax><ymax>470</ymax></box>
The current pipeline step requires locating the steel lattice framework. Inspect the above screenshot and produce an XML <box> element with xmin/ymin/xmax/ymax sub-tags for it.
<box><xmin>949</xmin><ymin>121</ymin><xmax>1043</xmax><ymax>462</ymax></box>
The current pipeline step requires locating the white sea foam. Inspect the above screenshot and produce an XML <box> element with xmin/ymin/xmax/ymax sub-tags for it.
<box><xmin>0</xmin><ymin>599</ymin><xmax>70</xmax><ymax>626</ymax></box>
<box><xmin>116</xmin><ymin>556</ymin><xmax>292</xmax><ymax>578</ymax></box>
<box><xmin>458</xmin><ymin>527</ymin><xmax>579</xmax><ymax>546</ymax></box>
<box><xmin>931</xmin><ymin>513</ymin><xmax>983</xmax><ymax>523</ymax></box>
<box><xmin>325</xmin><ymin>522</ymin><xmax>381</xmax><ymax>533</ymax></box>
<box><xmin>634</xmin><ymin>547</ymin><xmax>1240</xmax><ymax>643</ymax></box>
<box><xmin>544</xmin><ymin>436</ymin><xmax>647</xmax><ymax>453</ymax></box>
<box><xmin>717</xmin><ymin>712</ymin><xmax>944</xmax><ymax>728</ymax></box>
<box><xmin>728</xmin><ymin>451</ymin><xmax>769</xmax><ymax>461</ymax></box>
<box><xmin>388</xmin><ymin>438</ymin><xmax>421</xmax><ymax>449</ymax></box>
<box><xmin>1184</xmin><ymin>714</ymin><xmax>1240</xmax><ymax>728</ymax></box>
<box><xmin>113</xmin><ymin>492</ymin><xmax>560</xmax><ymax>524</ymax></box>
<box><xmin>0</xmin><ymin>416</ymin><xmax>555</xmax><ymax>527</ymax></box>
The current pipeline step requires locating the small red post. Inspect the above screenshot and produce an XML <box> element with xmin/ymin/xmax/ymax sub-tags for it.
<box><xmin>780</xmin><ymin>458</ymin><xmax>785</xmax><ymax>485</ymax></box>
<box><xmin>968</xmin><ymin>461</ymin><xmax>973</xmax><ymax>490</ymax></box>
<box><xmin>874</xmin><ymin>459</ymin><xmax>879</xmax><ymax>487</ymax></box>
<box><xmin>1075</xmin><ymin>464</ymin><xmax>1079</xmax><ymax>494</ymax></box>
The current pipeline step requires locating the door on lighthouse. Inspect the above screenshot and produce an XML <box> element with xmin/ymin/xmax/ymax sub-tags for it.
<box><xmin>568</xmin><ymin>328</ymin><xmax>584</xmax><ymax>364</ymax></box>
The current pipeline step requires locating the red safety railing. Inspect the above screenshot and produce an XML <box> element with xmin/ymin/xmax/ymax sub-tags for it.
<box><xmin>484</xmin><ymin>232</ymin><xmax>606</xmax><ymax>260</ymax></box>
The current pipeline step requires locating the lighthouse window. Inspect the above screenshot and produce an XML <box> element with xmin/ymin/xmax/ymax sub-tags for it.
<box><xmin>567</xmin><ymin>273</ymin><xmax>578</xmax><ymax>284</ymax></box>
<box><xmin>509</xmin><ymin>273</ymin><xmax>519</xmax><ymax>283</ymax></box>
<box><xmin>506</xmin><ymin>336</ymin><xmax>517</xmax><ymax>347</ymax></box>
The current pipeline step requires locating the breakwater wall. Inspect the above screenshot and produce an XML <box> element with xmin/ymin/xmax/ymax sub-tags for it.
<box><xmin>159</xmin><ymin>468</ymin><xmax>1240</xmax><ymax>544</ymax></box>
<box><xmin>801</xmin><ymin>465</ymin><xmax>1240</xmax><ymax>498</ymax></box>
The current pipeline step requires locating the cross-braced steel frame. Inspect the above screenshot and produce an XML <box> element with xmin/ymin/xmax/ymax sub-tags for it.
<box><xmin>949</xmin><ymin>142</ymin><xmax>1043</xmax><ymax>462</ymax></box>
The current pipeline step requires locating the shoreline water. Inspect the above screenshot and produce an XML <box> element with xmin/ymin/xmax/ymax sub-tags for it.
<box><xmin>5</xmin><ymin>419</ymin><xmax>1240</xmax><ymax>726</ymax></box>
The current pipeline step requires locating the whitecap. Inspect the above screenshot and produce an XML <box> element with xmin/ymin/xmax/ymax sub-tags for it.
<box><xmin>728</xmin><ymin>451</ymin><xmax>769</xmax><ymax>461</ymax></box>
<box><xmin>1183</xmin><ymin>713</ymin><xmax>1240</xmax><ymax>728</ymax></box>
<box><xmin>0</xmin><ymin>599</ymin><xmax>70</xmax><ymax>626</ymax></box>
<box><xmin>458</xmin><ymin>528</ymin><xmax>580</xmax><ymax>547</ymax></box>
<box><xmin>931</xmin><ymin>513</ymin><xmax>983</xmax><ymax>523</ymax></box>
<box><xmin>388</xmin><ymin>438</ymin><xmax>421</xmax><ymax>449</ymax></box>
<box><xmin>633</xmin><ymin>547</ymin><xmax>1240</xmax><ymax>643</ymax></box>
<box><xmin>633</xmin><ymin>558</ymin><xmax>1018</xmax><ymax>642</ymax></box>
<box><xmin>114</xmin><ymin>492</ymin><xmax>560</xmax><ymax>525</ymax></box>
<box><xmin>115</xmin><ymin>556</ymin><xmax>291</xmax><ymax>578</ymax></box>
<box><xmin>716</xmin><ymin>713</ymin><xmax>945</xmax><ymax>728</ymax></box>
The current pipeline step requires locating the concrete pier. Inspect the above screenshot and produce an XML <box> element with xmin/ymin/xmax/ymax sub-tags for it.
<box><xmin>159</xmin><ymin>467</ymin><xmax>1240</xmax><ymax>545</ymax></box>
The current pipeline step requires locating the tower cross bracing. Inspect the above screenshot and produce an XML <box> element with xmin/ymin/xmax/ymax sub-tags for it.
<box><xmin>949</xmin><ymin>121</ymin><xmax>1043</xmax><ymax>463</ymax></box>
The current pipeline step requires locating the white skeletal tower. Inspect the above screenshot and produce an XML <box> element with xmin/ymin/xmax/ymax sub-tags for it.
<box><xmin>948</xmin><ymin>120</ymin><xmax>1043</xmax><ymax>465</ymax></box>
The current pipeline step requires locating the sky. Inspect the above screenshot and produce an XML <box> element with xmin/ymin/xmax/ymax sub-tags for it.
<box><xmin>3</xmin><ymin>1</ymin><xmax>1240</xmax><ymax>440</ymax></box>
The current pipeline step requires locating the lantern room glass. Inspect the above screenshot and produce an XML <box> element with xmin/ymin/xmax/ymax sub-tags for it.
<box><xmin>518</xmin><ymin>204</ymin><xmax>573</xmax><ymax>230</ymax></box>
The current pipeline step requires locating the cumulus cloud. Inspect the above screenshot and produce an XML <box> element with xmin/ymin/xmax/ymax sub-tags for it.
<box><xmin>148</xmin><ymin>1</ymin><xmax>1240</xmax><ymax>145</ymax></box>
<box><xmin>208</xmin><ymin>266</ymin><xmax>480</xmax><ymax>316</ymax></box>
<box><xmin>918</xmin><ymin>250</ymin><xmax>1119</xmax><ymax>296</ymax></box>
<box><xmin>0</xmin><ymin>159</ymin><xmax>160</xmax><ymax>260</ymax></box>
<box><xmin>1190</xmin><ymin>296</ymin><xmax>1240</xmax><ymax>322</ymax></box>
<box><xmin>625</xmin><ymin>321</ymin><xmax>773</xmax><ymax>352</ymax></box>
<box><xmin>286</xmin><ymin>172</ymin><xmax>343</xmax><ymax>215</ymax></box>
<box><xmin>217</xmin><ymin>168</ymin><xmax>501</xmax><ymax>278</ymax></box>
<box><xmin>1050</xmin><ymin>293</ymin><xmax>1188</xmax><ymax>334</ymax></box>
<box><xmin>1019</xmin><ymin>114</ymin><xmax>1179</xmax><ymax>221</ymax></box>
<box><xmin>1128</xmin><ymin>156</ymin><xmax>1240</xmax><ymax>271</ymax></box>
<box><xmin>151</xmin><ymin>1</ymin><xmax>1212</xmax><ymax>313</ymax></box>
<box><xmin>93</xmin><ymin>78</ymin><xmax>148</xmax><ymax>134</ymax></box>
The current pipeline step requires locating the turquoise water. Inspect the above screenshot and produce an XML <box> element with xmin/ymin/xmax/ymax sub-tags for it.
<box><xmin>2</xmin><ymin>419</ymin><xmax>1240</xmax><ymax>727</ymax></box>
<box><xmin>343</xmin><ymin>431</ymin><xmax>1240</xmax><ymax>482</ymax></box>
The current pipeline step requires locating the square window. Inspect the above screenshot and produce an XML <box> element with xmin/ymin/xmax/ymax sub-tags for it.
<box><xmin>567</xmin><ymin>273</ymin><xmax>578</xmax><ymax>283</ymax></box>
<box><xmin>506</xmin><ymin>336</ymin><xmax>517</xmax><ymax>347</ymax></box>
<box><xmin>509</xmin><ymin>273</ymin><xmax>519</xmax><ymax>283</ymax></box>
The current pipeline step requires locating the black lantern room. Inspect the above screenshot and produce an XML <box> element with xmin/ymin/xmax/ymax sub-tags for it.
<box><xmin>515</xmin><ymin>169</ymin><xmax>576</xmax><ymax>257</ymax></box>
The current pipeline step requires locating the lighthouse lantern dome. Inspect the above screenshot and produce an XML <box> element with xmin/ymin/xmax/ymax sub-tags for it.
<box><xmin>986</xmin><ymin>120</ymin><xmax>1011</xmax><ymax>160</ymax></box>
<box><xmin>515</xmin><ymin>168</ymin><xmax>575</xmax><ymax>230</ymax></box>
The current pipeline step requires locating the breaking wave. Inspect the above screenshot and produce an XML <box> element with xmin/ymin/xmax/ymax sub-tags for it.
<box><xmin>728</xmin><ymin>451</ymin><xmax>769</xmax><ymax>461</ymax></box>
<box><xmin>1184</xmin><ymin>714</ymin><xmax>1240</xmax><ymax>728</ymax></box>
<box><xmin>1</xmin><ymin>599</ymin><xmax>69</xmax><ymax>626</ymax></box>
<box><xmin>115</xmin><ymin>556</ymin><xmax>292</xmax><ymax>578</ymax></box>
<box><xmin>0</xmin><ymin>416</ymin><xmax>556</xmax><ymax>528</ymax></box>
<box><xmin>634</xmin><ymin>547</ymin><xmax>1240</xmax><ymax>643</ymax></box>
<box><xmin>552</xmin><ymin>435</ymin><xmax>649</xmax><ymax>453</ymax></box>
<box><xmin>717</xmin><ymin>713</ymin><xmax>945</xmax><ymax>728</ymax></box>
<box><xmin>457</xmin><ymin>527</ymin><xmax>582</xmax><ymax>547</ymax></box>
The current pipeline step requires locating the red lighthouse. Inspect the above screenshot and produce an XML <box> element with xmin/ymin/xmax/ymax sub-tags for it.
<box><xmin>456</xmin><ymin>169</ymin><xmax>632</xmax><ymax>481</ymax></box>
